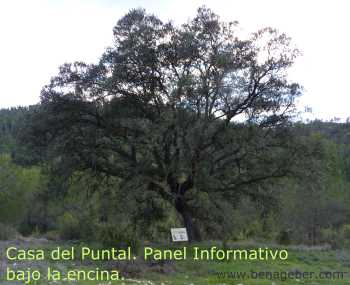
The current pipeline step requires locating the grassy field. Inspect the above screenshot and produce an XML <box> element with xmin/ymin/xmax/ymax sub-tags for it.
<box><xmin>1</xmin><ymin>239</ymin><xmax>349</xmax><ymax>285</ymax></box>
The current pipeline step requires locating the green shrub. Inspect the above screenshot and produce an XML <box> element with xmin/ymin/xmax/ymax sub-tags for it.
<box><xmin>57</xmin><ymin>212</ymin><xmax>80</xmax><ymax>240</ymax></box>
<box><xmin>342</xmin><ymin>224</ymin><xmax>350</xmax><ymax>239</ymax></box>
<box><xmin>45</xmin><ymin>230</ymin><xmax>60</xmax><ymax>241</ymax></box>
<box><xmin>246</xmin><ymin>220</ymin><xmax>264</xmax><ymax>238</ymax></box>
<box><xmin>320</xmin><ymin>228</ymin><xmax>344</xmax><ymax>249</ymax></box>
<box><xmin>96</xmin><ymin>223</ymin><xmax>119</xmax><ymax>247</ymax></box>
<box><xmin>96</xmin><ymin>223</ymin><xmax>140</xmax><ymax>253</ymax></box>
<box><xmin>261</xmin><ymin>213</ymin><xmax>279</xmax><ymax>240</ymax></box>
<box><xmin>0</xmin><ymin>223</ymin><xmax>17</xmax><ymax>240</ymax></box>
<box><xmin>276</xmin><ymin>230</ymin><xmax>291</xmax><ymax>245</ymax></box>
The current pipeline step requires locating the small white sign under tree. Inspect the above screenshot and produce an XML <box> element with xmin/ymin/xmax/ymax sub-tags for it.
<box><xmin>171</xmin><ymin>228</ymin><xmax>189</xmax><ymax>242</ymax></box>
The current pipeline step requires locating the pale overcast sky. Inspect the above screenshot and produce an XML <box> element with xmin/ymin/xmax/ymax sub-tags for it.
<box><xmin>0</xmin><ymin>0</ymin><xmax>349</xmax><ymax>120</ymax></box>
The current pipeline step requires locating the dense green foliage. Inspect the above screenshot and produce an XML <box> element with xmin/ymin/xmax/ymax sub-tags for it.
<box><xmin>19</xmin><ymin>7</ymin><xmax>304</xmax><ymax>242</ymax></box>
<box><xmin>2</xmin><ymin>107</ymin><xmax>350</xmax><ymax>246</ymax></box>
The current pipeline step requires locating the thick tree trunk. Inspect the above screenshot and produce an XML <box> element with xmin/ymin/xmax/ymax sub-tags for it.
<box><xmin>175</xmin><ymin>197</ymin><xmax>201</xmax><ymax>242</ymax></box>
<box><xmin>180</xmin><ymin>209</ymin><xmax>201</xmax><ymax>242</ymax></box>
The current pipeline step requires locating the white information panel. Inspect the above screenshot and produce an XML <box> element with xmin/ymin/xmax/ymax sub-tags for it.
<box><xmin>171</xmin><ymin>228</ymin><xmax>188</xmax><ymax>242</ymax></box>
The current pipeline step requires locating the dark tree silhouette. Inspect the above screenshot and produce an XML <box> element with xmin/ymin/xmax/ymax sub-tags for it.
<box><xmin>26</xmin><ymin>7</ymin><xmax>302</xmax><ymax>241</ymax></box>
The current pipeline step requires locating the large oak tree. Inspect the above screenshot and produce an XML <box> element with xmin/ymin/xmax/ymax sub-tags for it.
<box><xmin>26</xmin><ymin>7</ymin><xmax>302</xmax><ymax>241</ymax></box>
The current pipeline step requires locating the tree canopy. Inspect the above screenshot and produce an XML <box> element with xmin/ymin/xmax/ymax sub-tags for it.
<box><xmin>24</xmin><ymin>7</ymin><xmax>303</xmax><ymax>241</ymax></box>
